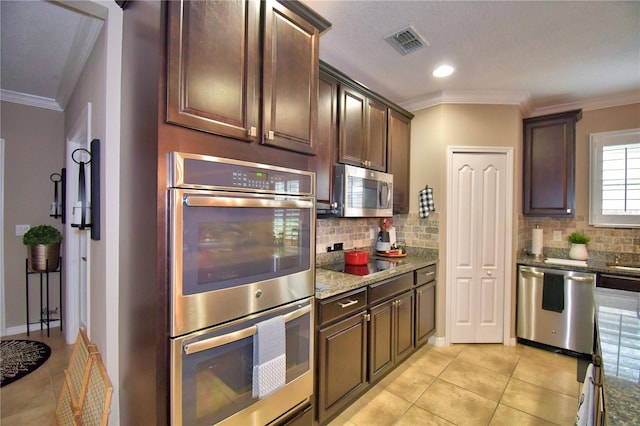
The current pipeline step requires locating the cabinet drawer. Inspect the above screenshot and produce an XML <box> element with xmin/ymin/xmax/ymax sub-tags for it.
<box><xmin>415</xmin><ymin>264</ymin><xmax>436</xmax><ymax>286</ymax></box>
<box><xmin>369</xmin><ymin>273</ymin><xmax>413</xmax><ymax>305</ymax></box>
<box><xmin>318</xmin><ymin>288</ymin><xmax>367</xmax><ymax>327</ymax></box>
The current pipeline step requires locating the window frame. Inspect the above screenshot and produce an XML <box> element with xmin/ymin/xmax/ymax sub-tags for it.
<box><xmin>589</xmin><ymin>128</ymin><xmax>640</xmax><ymax>228</ymax></box>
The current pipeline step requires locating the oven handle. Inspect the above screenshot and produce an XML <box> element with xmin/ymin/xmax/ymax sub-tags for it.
<box><xmin>183</xmin><ymin>304</ymin><xmax>312</xmax><ymax>355</ymax></box>
<box><xmin>184</xmin><ymin>195</ymin><xmax>314</xmax><ymax>209</ymax></box>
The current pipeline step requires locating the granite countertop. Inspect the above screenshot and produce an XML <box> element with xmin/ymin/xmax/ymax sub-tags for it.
<box><xmin>315</xmin><ymin>254</ymin><xmax>439</xmax><ymax>299</ymax></box>
<box><xmin>517</xmin><ymin>255</ymin><xmax>640</xmax><ymax>277</ymax></box>
<box><xmin>593</xmin><ymin>287</ymin><xmax>640</xmax><ymax>425</ymax></box>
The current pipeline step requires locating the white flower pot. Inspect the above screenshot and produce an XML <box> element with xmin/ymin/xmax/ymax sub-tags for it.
<box><xmin>569</xmin><ymin>243</ymin><xmax>588</xmax><ymax>261</ymax></box>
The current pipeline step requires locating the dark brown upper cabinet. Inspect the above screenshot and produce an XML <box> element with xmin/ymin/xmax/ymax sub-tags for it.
<box><xmin>388</xmin><ymin>110</ymin><xmax>411</xmax><ymax>214</ymax></box>
<box><xmin>338</xmin><ymin>85</ymin><xmax>387</xmax><ymax>171</ymax></box>
<box><xmin>523</xmin><ymin>109</ymin><xmax>582</xmax><ymax>216</ymax></box>
<box><xmin>316</xmin><ymin>70</ymin><xmax>339</xmax><ymax>213</ymax></box>
<box><xmin>166</xmin><ymin>0</ymin><xmax>329</xmax><ymax>155</ymax></box>
<box><xmin>166</xmin><ymin>0</ymin><xmax>260</xmax><ymax>142</ymax></box>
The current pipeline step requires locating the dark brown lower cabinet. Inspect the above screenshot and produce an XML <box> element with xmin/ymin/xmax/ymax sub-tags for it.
<box><xmin>369</xmin><ymin>290</ymin><xmax>415</xmax><ymax>383</ymax></box>
<box><xmin>317</xmin><ymin>312</ymin><xmax>368</xmax><ymax>424</ymax></box>
<box><xmin>415</xmin><ymin>282</ymin><xmax>436</xmax><ymax>347</ymax></box>
<box><xmin>316</xmin><ymin>265</ymin><xmax>436</xmax><ymax>424</ymax></box>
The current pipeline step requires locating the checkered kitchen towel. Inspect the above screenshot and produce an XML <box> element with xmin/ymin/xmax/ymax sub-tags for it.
<box><xmin>419</xmin><ymin>187</ymin><xmax>435</xmax><ymax>218</ymax></box>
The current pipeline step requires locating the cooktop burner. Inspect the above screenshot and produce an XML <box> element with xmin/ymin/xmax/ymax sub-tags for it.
<box><xmin>321</xmin><ymin>258</ymin><xmax>406</xmax><ymax>276</ymax></box>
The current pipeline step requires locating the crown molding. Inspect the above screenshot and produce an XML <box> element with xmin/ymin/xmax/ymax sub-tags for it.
<box><xmin>400</xmin><ymin>89</ymin><xmax>640</xmax><ymax>117</ymax></box>
<box><xmin>400</xmin><ymin>90</ymin><xmax>533</xmax><ymax>115</ymax></box>
<box><xmin>0</xmin><ymin>89</ymin><xmax>62</xmax><ymax>111</ymax></box>
<box><xmin>56</xmin><ymin>15</ymin><xmax>104</xmax><ymax>110</ymax></box>
<box><xmin>528</xmin><ymin>90</ymin><xmax>640</xmax><ymax>117</ymax></box>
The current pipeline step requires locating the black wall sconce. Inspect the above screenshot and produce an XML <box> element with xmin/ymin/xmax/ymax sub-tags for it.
<box><xmin>71</xmin><ymin>139</ymin><xmax>100</xmax><ymax>240</ymax></box>
<box><xmin>49</xmin><ymin>172</ymin><xmax>62</xmax><ymax>219</ymax></box>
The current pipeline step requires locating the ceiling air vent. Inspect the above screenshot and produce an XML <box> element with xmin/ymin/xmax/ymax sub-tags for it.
<box><xmin>384</xmin><ymin>26</ymin><xmax>428</xmax><ymax>56</ymax></box>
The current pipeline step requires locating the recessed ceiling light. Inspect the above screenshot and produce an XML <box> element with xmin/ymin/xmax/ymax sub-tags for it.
<box><xmin>433</xmin><ymin>65</ymin><xmax>454</xmax><ymax>78</ymax></box>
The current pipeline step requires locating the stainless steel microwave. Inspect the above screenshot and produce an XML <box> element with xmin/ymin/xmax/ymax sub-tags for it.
<box><xmin>334</xmin><ymin>164</ymin><xmax>393</xmax><ymax>217</ymax></box>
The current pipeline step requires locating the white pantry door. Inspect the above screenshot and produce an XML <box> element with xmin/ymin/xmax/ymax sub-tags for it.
<box><xmin>448</xmin><ymin>149</ymin><xmax>509</xmax><ymax>343</ymax></box>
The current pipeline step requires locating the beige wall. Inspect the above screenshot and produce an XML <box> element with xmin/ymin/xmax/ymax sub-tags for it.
<box><xmin>409</xmin><ymin>103</ymin><xmax>522</xmax><ymax>341</ymax></box>
<box><xmin>64</xmin><ymin>24</ymin><xmax>108</xmax><ymax>353</ymax></box>
<box><xmin>520</xmin><ymin>103</ymin><xmax>640</xmax><ymax>256</ymax></box>
<box><xmin>1</xmin><ymin>101</ymin><xmax>65</xmax><ymax>331</ymax></box>
<box><xmin>410</xmin><ymin>101</ymin><xmax>640</xmax><ymax>342</ymax></box>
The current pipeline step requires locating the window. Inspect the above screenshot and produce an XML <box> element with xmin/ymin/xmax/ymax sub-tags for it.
<box><xmin>589</xmin><ymin>128</ymin><xmax>640</xmax><ymax>227</ymax></box>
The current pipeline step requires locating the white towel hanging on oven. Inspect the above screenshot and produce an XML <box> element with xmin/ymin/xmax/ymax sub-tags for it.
<box><xmin>252</xmin><ymin>315</ymin><xmax>286</xmax><ymax>398</ymax></box>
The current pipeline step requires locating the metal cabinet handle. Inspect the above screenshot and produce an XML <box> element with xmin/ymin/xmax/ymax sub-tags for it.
<box><xmin>267</xmin><ymin>130</ymin><xmax>275</xmax><ymax>140</ymax></box>
<box><xmin>520</xmin><ymin>268</ymin><xmax>544</xmax><ymax>278</ymax></box>
<box><xmin>248</xmin><ymin>126</ymin><xmax>257</xmax><ymax>137</ymax></box>
<box><xmin>338</xmin><ymin>299</ymin><xmax>359</xmax><ymax>308</ymax></box>
<box><xmin>363</xmin><ymin>313</ymin><xmax>371</xmax><ymax>322</ymax></box>
<box><xmin>184</xmin><ymin>304</ymin><xmax>311</xmax><ymax>355</ymax></box>
<box><xmin>568</xmin><ymin>276</ymin><xmax>594</xmax><ymax>283</ymax></box>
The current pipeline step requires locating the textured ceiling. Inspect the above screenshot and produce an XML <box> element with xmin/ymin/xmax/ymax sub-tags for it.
<box><xmin>304</xmin><ymin>0</ymin><xmax>640</xmax><ymax>114</ymax></box>
<box><xmin>0</xmin><ymin>0</ymin><xmax>102</xmax><ymax>111</ymax></box>
<box><xmin>0</xmin><ymin>1</ymin><xmax>638</xmax><ymax>115</ymax></box>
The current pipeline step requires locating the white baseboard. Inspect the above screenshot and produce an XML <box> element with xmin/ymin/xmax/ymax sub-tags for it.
<box><xmin>3</xmin><ymin>321</ymin><xmax>61</xmax><ymax>338</ymax></box>
<box><xmin>429</xmin><ymin>335</ymin><xmax>447</xmax><ymax>346</ymax></box>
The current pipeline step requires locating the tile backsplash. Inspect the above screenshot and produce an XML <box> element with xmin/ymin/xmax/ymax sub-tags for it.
<box><xmin>519</xmin><ymin>214</ymin><xmax>640</xmax><ymax>262</ymax></box>
<box><xmin>316</xmin><ymin>212</ymin><xmax>440</xmax><ymax>255</ymax></box>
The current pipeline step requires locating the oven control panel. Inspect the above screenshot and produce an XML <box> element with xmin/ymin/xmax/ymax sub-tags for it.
<box><xmin>170</xmin><ymin>152</ymin><xmax>314</xmax><ymax>195</ymax></box>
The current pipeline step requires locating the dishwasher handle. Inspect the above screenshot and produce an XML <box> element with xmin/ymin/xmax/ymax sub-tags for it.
<box><xmin>520</xmin><ymin>268</ymin><xmax>544</xmax><ymax>278</ymax></box>
<box><xmin>567</xmin><ymin>275</ymin><xmax>594</xmax><ymax>283</ymax></box>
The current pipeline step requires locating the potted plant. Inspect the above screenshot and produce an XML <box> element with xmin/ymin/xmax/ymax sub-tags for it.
<box><xmin>23</xmin><ymin>225</ymin><xmax>62</xmax><ymax>272</ymax></box>
<box><xmin>567</xmin><ymin>231</ymin><xmax>590</xmax><ymax>261</ymax></box>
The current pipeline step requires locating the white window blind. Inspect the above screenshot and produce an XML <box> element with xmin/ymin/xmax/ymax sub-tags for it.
<box><xmin>590</xmin><ymin>128</ymin><xmax>640</xmax><ymax>227</ymax></box>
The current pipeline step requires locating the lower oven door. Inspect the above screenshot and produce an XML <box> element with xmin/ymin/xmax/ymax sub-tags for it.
<box><xmin>170</xmin><ymin>298</ymin><xmax>313</xmax><ymax>426</ymax></box>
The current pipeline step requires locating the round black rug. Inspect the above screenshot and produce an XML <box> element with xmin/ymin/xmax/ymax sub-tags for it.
<box><xmin>0</xmin><ymin>339</ymin><xmax>51</xmax><ymax>387</ymax></box>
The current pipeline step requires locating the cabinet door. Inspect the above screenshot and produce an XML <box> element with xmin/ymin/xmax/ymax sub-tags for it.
<box><xmin>166</xmin><ymin>0</ymin><xmax>260</xmax><ymax>141</ymax></box>
<box><xmin>415</xmin><ymin>283</ymin><xmax>436</xmax><ymax>346</ymax></box>
<box><xmin>388</xmin><ymin>110</ymin><xmax>411</xmax><ymax>214</ymax></box>
<box><xmin>366</xmin><ymin>99</ymin><xmax>388</xmax><ymax>172</ymax></box>
<box><xmin>317</xmin><ymin>313</ymin><xmax>368</xmax><ymax>424</ymax></box>
<box><xmin>395</xmin><ymin>291</ymin><xmax>415</xmax><ymax>362</ymax></box>
<box><xmin>338</xmin><ymin>86</ymin><xmax>367</xmax><ymax>166</ymax></box>
<box><xmin>262</xmin><ymin>0</ymin><xmax>319</xmax><ymax>155</ymax></box>
<box><xmin>316</xmin><ymin>71</ymin><xmax>338</xmax><ymax>211</ymax></box>
<box><xmin>523</xmin><ymin>110</ymin><xmax>581</xmax><ymax>216</ymax></box>
<box><xmin>368</xmin><ymin>300</ymin><xmax>393</xmax><ymax>382</ymax></box>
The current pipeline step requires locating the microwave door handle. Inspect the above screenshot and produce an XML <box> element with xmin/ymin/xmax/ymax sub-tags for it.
<box><xmin>185</xmin><ymin>196</ymin><xmax>313</xmax><ymax>209</ymax></box>
<box><xmin>380</xmin><ymin>183</ymin><xmax>391</xmax><ymax>208</ymax></box>
<box><xmin>183</xmin><ymin>303</ymin><xmax>312</xmax><ymax>355</ymax></box>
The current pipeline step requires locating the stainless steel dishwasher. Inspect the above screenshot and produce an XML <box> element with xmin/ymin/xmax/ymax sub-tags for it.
<box><xmin>517</xmin><ymin>265</ymin><xmax>596</xmax><ymax>355</ymax></box>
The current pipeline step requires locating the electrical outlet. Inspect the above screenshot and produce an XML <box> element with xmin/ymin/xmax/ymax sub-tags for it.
<box><xmin>370</xmin><ymin>229</ymin><xmax>376</xmax><ymax>239</ymax></box>
<box><xmin>16</xmin><ymin>224</ymin><xmax>30</xmax><ymax>236</ymax></box>
<box><xmin>553</xmin><ymin>230</ymin><xmax>562</xmax><ymax>242</ymax></box>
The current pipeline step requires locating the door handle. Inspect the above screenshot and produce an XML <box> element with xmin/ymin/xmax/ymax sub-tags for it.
<box><xmin>185</xmin><ymin>195</ymin><xmax>314</xmax><ymax>209</ymax></box>
<box><xmin>183</xmin><ymin>303</ymin><xmax>311</xmax><ymax>355</ymax></box>
<box><xmin>520</xmin><ymin>269</ymin><xmax>544</xmax><ymax>278</ymax></box>
<box><xmin>568</xmin><ymin>276</ymin><xmax>594</xmax><ymax>283</ymax></box>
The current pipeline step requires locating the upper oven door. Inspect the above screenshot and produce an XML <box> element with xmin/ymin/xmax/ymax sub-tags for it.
<box><xmin>170</xmin><ymin>189</ymin><xmax>315</xmax><ymax>337</ymax></box>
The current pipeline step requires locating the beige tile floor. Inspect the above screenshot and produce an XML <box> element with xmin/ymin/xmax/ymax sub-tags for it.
<box><xmin>0</xmin><ymin>330</ymin><xmax>581</xmax><ymax>426</ymax></box>
<box><xmin>329</xmin><ymin>342</ymin><xmax>581</xmax><ymax>426</ymax></box>
<box><xmin>1</xmin><ymin>329</ymin><xmax>72</xmax><ymax>426</ymax></box>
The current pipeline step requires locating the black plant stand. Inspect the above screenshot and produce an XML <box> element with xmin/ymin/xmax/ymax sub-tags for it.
<box><xmin>25</xmin><ymin>257</ymin><xmax>62</xmax><ymax>337</ymax></box>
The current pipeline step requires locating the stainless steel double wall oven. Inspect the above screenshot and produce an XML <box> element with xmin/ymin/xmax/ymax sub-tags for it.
<box><xmin>168</xmin><ymin>152</ymin><xmax>315</xmax><ymax>425</ymax></box>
